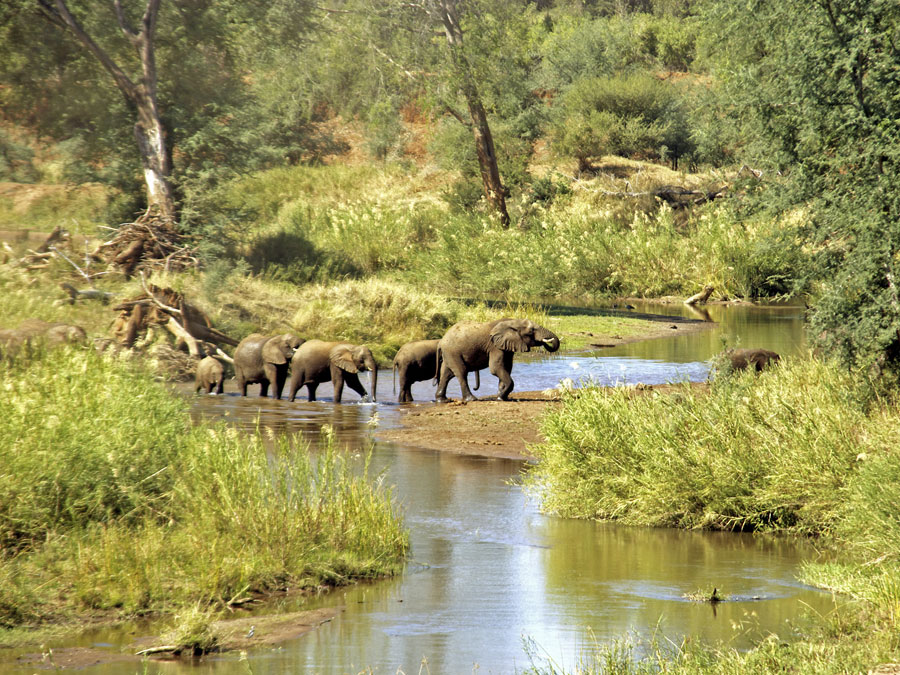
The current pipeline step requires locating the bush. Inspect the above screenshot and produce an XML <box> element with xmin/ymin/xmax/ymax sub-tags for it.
<box><xmin>548</xmin><ymin>71</ymin><xmax>693</xmax><ymax>170</ymax></box>
<box><xmin>0</xmin><ymin>349</ymin><xmax>408</xmax><ymax>625</ymax></box>
<box><xmin>526</xmin><ymin>358</ymin><xmax>890</xmax><ymax>533</ymax></box>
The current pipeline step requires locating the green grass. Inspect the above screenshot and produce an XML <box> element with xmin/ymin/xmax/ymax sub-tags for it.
<box><xmin>218</xmin><ymin>162</ymin><xmax>801</xmax><ymax>302</ymax></box>
<box><xmin>0</xmin><ymin>348</ymin><xmax>408</xmax><ymax>630</ymax></box>
<box><xmin>0</xmin><ymin>182</ymin><xmax>112</xmax><ymax>233</ymax></box>
<box><xmin>526</xmin><ymin>358</ymin><xmax>886</xmax><ymax>533</ymax></box>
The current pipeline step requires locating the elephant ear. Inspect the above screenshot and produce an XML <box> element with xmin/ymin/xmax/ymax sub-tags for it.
<box><xmin>330</xmin><ymin>345</ymin><xmax>359</xmax><ymax>373</ymax></box>
<box><xmin>263</xmin><ymin>337</ymin><xmax>288</xmax><ymax>365</ymax></box>
<box><xmin>490</xmin><ymin>321</ymin><xmax>531</xmax><ymax>352</ymax></box>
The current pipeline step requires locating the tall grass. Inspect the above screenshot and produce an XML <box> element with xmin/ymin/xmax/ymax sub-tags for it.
<box><xmin>220</xmin><ymin>163</ymin><xmax>802</xmax><ymax>302</ymax></box>
<box><xmin>0</xmin><ymin>349</ymin><xmax>408</xmax><ymax>627</ymax></box>
<box><xmin>526</xmin><ymin>359</ymin><xmax>894</xmax><ymax>534</ymax></box>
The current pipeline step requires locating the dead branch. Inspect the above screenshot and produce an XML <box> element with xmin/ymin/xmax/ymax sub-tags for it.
<box><xmin>50</xmin><ymin>245</ymin><xmax>95</xmax><ymax>286</ymax></box>
<box><xmin>685</xmin><ymin>285</ymin><xmax>715</xmax><ymax>306</ymax></box>
<box><xmin>60</xmin><ymin>282</ymin><xmax>115</xmax><ymax>304</ymax></box>
<box><xmin>134</xmin><ymin>645</ymin><xmax>179</xmax><ymax>656</ymax></box>
<box><xmin>165</xmin><ymin>315</ymin><xmax>202</xmax><ymax>357</ymax></box>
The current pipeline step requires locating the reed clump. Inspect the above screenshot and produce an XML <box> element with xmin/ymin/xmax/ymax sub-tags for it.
<box><xmin>0</xmin><ymin>349</ymin><xmax>408</xmax><ymax>629</ymax></box>
<box><xmin>527</xmin><ymin>358</ymin><xmax>893</xmax><ymax>534</ymax></box>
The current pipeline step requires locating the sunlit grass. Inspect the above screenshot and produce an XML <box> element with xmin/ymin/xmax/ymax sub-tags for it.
<box><xmin>0</xmin><ymin>349</ymin><xmax>408</xmax><ymax>629</ymax></box>
<box><xmin>527</xmin><ymin>358</ymin><xmax>891</xmax><ymax>533</ymax></box>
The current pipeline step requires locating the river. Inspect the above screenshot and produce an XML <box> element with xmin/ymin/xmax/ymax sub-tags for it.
<box><xmin>14</xmin><ymin>302</ymin><xmax>836</xmax><ymax>674</ymax></box>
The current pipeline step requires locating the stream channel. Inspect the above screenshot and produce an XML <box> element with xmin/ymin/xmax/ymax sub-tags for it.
<box><xmin>19</xmin><ymin>302</ymin><xmax>837</xmax><ymax>674</ymax></box>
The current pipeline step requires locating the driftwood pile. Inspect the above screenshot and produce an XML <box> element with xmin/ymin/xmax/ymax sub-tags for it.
<box><xmin>111</xmin><ymin>277</ymin><xmax>237</xmax><ymax>362</ymax></box>
<box><xmin>95</xmin><ymin>211</ymin><xmax>198</xmax><ymax>277</ymax></box>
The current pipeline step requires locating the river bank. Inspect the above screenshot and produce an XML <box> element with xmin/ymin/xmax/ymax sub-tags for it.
<box><xmin>377</xmin><ymin>317</ymin><xmax>714</xmax><ymax>460</ymax></box>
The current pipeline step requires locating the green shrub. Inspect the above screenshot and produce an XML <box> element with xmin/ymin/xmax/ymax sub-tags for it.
<box><xmin>526</xmin><ymin>358</ymin><xmax>890</xmax><ymax>533</ymax></box>
<box><xmin>548</xmin><ymin>71</ymin><xmax>693</xmax><ymax>170</ymax></box>
<box><xmin>0</xmin><ymin>349</ymin><xmax>408</xmax><ymax>625</ymax></box>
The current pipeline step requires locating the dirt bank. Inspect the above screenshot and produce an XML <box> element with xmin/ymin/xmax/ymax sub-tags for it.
<box><xmin>377</xmin><ymin>382</ymin><xmax>709</xmax><ymax>461</ymax></box>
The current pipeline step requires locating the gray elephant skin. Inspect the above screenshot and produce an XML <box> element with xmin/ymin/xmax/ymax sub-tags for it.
<box><xmin>435</xmin><ymin>318</ymin><xmax>560</xmax><ymax>402</ymax></box>
<box><xmin>392</xmin><ymin>338</ymin><xmax>479</xmax><ymax>403</ymax></box>
<box><xmin>195</xmin><ymin>355</ymin><xmax>225</xmax><ymax>394</ymax></box>
<box><xmin>727</xmin><ymin>348</ymin><xmax>781</xmax><ymax>373</ymax></box>
<box><xmin>288</xmin><ymin>340</ymin><xmax>378</xmax><ymax>403</ymax></box>
<box><xmin>0</xmin><ymin>318</ymin><xmax>87</xmax><ymax>359</ymax></box>
<box><xmin>234</xmin><ymin>333</ymin><xmax>304</xmax><ymax>399</ymax></box>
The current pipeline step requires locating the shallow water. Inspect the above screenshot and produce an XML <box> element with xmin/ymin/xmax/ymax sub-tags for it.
<box><xmin>9</xmin><ymin>303</ymin><xmax>835</xmax><ymax>674</ymax></box>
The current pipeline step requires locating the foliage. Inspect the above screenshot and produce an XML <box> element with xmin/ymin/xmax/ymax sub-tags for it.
<box><xmin>547</xmin><ymin>71</ymin><xmax>693</xmax><ymax>170</ymax></box>
<box><xmin>701</xmin><ymin>0</ymin><xmax>900</xmax><ymax>376</ymax></box>
<box><xmin>526</xmin><ymin>358</ymin><xmax>888</xmax><ymax>533</ymax></box>
<box><xmin>0</xmin><ymin>349</ymin><xmax>408</xmax><ymax>626</ymax></box>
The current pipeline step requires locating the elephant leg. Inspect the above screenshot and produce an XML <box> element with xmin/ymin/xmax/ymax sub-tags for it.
<box><xmin>490</xmin><ymin>351</ymin><xmax>515</xmax><ymax>401</ymax></box>
<box><xmin>215</xmin><ymin>379</ymin><xmax>224</xmax><ymax>395</ymax></box>
<box><xmin>237</xmin><ymin>374</ymin><xmax>248</xmax><ymax>397</ymax></box>
<box><xmin>259</xmin><ymin>381</ymin><xmax>269</xmax><ymax>398</ymax></box>
<box><xmin>306</xmin><ymin>382</ymin><xmax>318</xmax><ymax>401</ymax></box>
<box><xmin>398</xmin><ymin>365</ymin><xmax>412</xmax><ymax>403</ymax></box>
<box><xmin>288</xmin><ymin>370</ymin><xmax>302</xmax><ymax>402</ymax></box>
<box><xmin>272</xmin><ymin>367</ymin><xmax>287</xmax><ymax>400</ymax></box>
<box><xmin>264</xmin><ymin>364</ymin><xmax>281</xmax><ymax>399</ymax></box>
<box><xmin>332</xmin><ymin>369</ymin><xmax>345</xmax><ymax>403</ymax></box>
<box><xmin>449</xmin><ymin>356</ymin><xmax>477</xmax><ymax>402</ymax></box>
<box><xmin>435</xmin><ymin>362</ymin><xmax>454</xmax><ymax>402</ymax></box>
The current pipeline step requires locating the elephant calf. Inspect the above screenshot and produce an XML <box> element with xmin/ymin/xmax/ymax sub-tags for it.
<box><xmin>289</xmin><ymin>340</ymin><xmax>378</xmax><ymax>403</ymax></box>
<box><xmin>234</xmin><ymin>333</ymin><xmax>305</xmax><ymax>399</ymax></box>
<box><xmin>195</xmin><ymin>355</ymin><xmax>225</xmax><ymax>394</ymax></box>
<box><xmin>393</xmin><ymin>338</ymin><xmax>479</xmax><ymax>403</ymax></box>
<box><xmin>436</xmin><ymin>318</ymin><xmax>560</xmax><ymax>402</ymax></box>
<box><xmin>726</xmin><ymin>348</ymin><xmax>781</xmax><ymax>373</ymax></box>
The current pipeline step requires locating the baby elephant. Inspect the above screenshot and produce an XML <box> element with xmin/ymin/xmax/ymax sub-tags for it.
<box><xmin>727</xmin><ymin>348</ymin><xmax>781</xmax><ymax>373</ymax></box>
<box><xmin>195</xmin><ymin>355</ymin><xmax>225</xmax><ymax>394</ymax></box>
<box><xmin>392</xmin><ymin>339</ymin><xmax>478</xmax><ymax>403</ymax></box>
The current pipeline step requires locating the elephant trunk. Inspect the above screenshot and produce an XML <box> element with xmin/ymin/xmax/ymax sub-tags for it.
<box><xmin>542</xmin><ymin>333</ymin><xmax>561</xmax><ymax>353</ymax></box>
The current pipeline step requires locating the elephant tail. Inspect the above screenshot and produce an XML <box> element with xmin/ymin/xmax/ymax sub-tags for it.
<box><xmin>474</xmin><ymin>369</ymin><xmax>480</xmax><ymax>391</ymax></box>
<box><xmin>392</xmin><ymin>361</ymin><xmax>397</xmax><ymax>396</ymax></box>
<box><xmin>433</xmin><ymin>345</ymin><xmax>442</xmax><ymax>385</ymax></box>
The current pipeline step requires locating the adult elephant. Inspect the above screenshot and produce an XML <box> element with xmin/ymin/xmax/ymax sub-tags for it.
<box><xmin>288</xmin><ymin>340</ymin><xmax>378</xmax><ymax>403</ymax></box>
<box><xmin>727</xmin><ymin>348</ymin><xmax>781</xmax><ymax>373</ymax></box>
<box><xmin>234</xmin><ymin>333</ymin><xmax>304</xmax><ymax>399</ymax></box>
<box><xmin>435</xmin><ymin>318</ymin><xmax>560</xmax><ymax>402</ymax></box>
<box><xmin>392</xmin><ymin>338</ymin><xmax>480</xmax><ymax>403</ymax></box>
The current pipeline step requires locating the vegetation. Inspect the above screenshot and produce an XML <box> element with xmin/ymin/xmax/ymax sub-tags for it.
<box><xmin>2</xmin><ymin>0</ymin><xmax>900</xmax><ymax>669</ymax></box>
<box><xmin>526</xmin><ymin>358</ymin><xmax>900</xmax><ymax>672</ymax></box>
<box><xmin>0</xmin><ymin>347</ymin><xmax>408</xmax><ymax>629</ymax></box>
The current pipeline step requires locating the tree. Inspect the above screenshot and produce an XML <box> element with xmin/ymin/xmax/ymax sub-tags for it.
<box><xmin>37</xmin><ymin>0</ymin><xmax>176</xmax><ymax>220</ymax></box>
<box><xmin>432</xmin><ymin>0</ymin><xmax>510</xmax><ymax>226</ymax></box>
<box><xmin>703</xmin><ymin>0</ymin><xmax>900</xmax><ymax>377</ymax></box>
<box><xmin>318</xmin><ymin>0</ymin><xmax>516</xmax><ymax>226</ymax></box>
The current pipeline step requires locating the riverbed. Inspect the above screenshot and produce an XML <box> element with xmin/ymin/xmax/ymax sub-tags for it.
<box><xmin>7</xmin><ymin>302</ymin><xmax>835</xmax><ymax>674</ymax></box>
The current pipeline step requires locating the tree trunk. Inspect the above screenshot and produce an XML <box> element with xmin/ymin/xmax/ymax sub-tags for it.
<box><xmin>434</xmin><ymin>0</ymin><xmax>510</xmax><ymax>227</ymax></box>
<box><xmin>39</xmin><ymin>0</ymin><xmax>177</xmax><ymax>220</ymax></box>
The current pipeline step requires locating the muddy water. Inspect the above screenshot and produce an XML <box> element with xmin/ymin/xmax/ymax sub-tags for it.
<box><xmin>28</xmin><ymin>304</ymin><xmax>835</xmax><ymax>673</ymax></box>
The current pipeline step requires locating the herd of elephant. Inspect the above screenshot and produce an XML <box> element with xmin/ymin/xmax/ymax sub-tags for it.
<box><xmin>197</xmin><ymin>318</ymin><xmax>563</xmax><ymax>404</ymax></box>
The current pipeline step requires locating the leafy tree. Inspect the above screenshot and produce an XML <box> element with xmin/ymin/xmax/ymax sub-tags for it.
<box><xmin>548</xmin><ymin>70</ymin><xmax>692</xmax><ymax>170</ymax></box>
<box><xmin>702</xmin><ymin>0</ymin><xmax>900</xmax><ymax>377</ymax></box>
